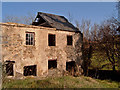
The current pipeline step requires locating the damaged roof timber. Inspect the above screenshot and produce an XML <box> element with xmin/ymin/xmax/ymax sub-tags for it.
<box><xmin>32</xmin><ymin>12</ymin><xmax>80</xmax><ymax>32</ymax></box>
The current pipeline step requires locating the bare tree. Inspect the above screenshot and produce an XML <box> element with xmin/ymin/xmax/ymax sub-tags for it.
<box><xmin>75</xmin><ymin>19</ymin><xmax>93</xmax><ymax>76</ymax></box>
<box><xmin>75</xmin><ymin>20</ymin><xmax>80</xmax><ymax>29</ymax></box>
<box><xmin>90</xmin><ymin>23</ymin><xmax>99</xmax><ymax>41</ymax></box>
<box><xmin>3</xmin><ymin>16</ymin><xmax>21</xmax><ymax>23</ymax></box>
<box><xmin>23</xmin><ymin>12</ymin><xmax>35</xmax><ymax>25</ymax></box>
<box><xmin>74</xmin><ymin>17</ymin><xmax>120</xmax><ymax>74</ymax></box>
<box><xmin>3</xmin><ymin>12</ymin><xmax>35</xmax><ymax>25</ymax></box>
<box><xmin>68</xmin><ymin>12</ymin><xmax>74</xmax><ymax>23</ymax></box>
<box><xmin>97</xmin><ymin>18</ymin><xmax>120</xmax><ymax>71</ymax></box>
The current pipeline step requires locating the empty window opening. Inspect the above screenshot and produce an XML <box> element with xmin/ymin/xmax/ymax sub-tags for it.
<box><xmin>6</xmin><ymin>61</ymin><xmax>15</xmax><ymax>76</ymax></box>
<box><xmin>66</xmin><ymin>61</ymin><xmax>76</xmax><ymax>72</ymax></box>
<box><xmin>48</xmin><ymin>60</ymin><xmax>57</xmax><ymax>69</ymax></box>
<box><xmin>24</xmin><ymin>65</ymin><xmax>36</xmax><ymax>76</ymax></box>
<box><xmin>67</xmin><ymin>35</ymin><xmax>73</xmax><ymax>45</ymax></box>
<box><xmin>26</xmin><ymin>32</ymin><xmax>35</xmax><ymax>45</ymax></box>
<box><xmin>48</xmin><ymin>34</ymin><xmax>56</xmax><ymax>46</ymax></box>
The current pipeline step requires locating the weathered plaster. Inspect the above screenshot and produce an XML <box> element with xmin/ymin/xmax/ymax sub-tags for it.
<box><xmin>1</xmin><ymin>22</ymin><xmax>83</xmax><ymax>77</ymax></box>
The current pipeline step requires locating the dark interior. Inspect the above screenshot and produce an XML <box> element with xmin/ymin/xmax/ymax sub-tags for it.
<box><xmin>67</xmin><ymin>35</ymin><xmax>73</xmax><ymax>45</ymax></box>
<box><xmin>66</xmin><ymin>61</ymin><xmax>75</xmax><ymax>72</ymax></box>
<box><xmin>6</xmin><ymin>62</ymin><xmax>14</xmax><ymax>76</ymax></box>
<box><xmin>48</xmin><ymin>60</ymin><xmax>57</xmax><ymax>69</ymax></box>
<box><xmin>24</xmin><ymin>65</ymin><xmax>37</xmax><ymax>76</ymax></box>
<box><xmin>48</xmin><ymin>34</ymin><xmax>56</xmax><ymax>46</ymax></box>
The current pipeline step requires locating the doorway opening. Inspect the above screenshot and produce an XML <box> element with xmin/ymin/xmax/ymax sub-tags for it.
<box><xmin>66</xmin><ymin>61</ymin><xmax>76</xmax><ymax>72</ymax></box>
<box><xmin>5</xmin><ymin>61</ymin><xmax>15</xmax><ymax>76</ymax></box>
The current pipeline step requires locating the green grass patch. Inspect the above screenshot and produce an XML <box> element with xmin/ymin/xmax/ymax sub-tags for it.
<box><xmin>2</xmin><ymin>76</ymin><xmax>119</xmax><ymax>88</ymax></box>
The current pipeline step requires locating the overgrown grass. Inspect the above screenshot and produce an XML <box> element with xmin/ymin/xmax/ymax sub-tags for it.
<box><xmin>2</xmin><ymin>76</ymin><xmax>119</xmax><ymax>88</ymax></box>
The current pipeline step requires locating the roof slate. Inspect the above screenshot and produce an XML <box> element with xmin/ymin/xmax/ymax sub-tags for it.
<box><xmin>32</xmin><ymin>12</ymin><xmax>80</xmax><ymax>32</ymax></box>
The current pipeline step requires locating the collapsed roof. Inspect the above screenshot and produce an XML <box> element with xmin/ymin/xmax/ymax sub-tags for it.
<box><xmin>32</xmin><ymin>12</ymin><xmax>79</xmax><ymax>32</ymax></box>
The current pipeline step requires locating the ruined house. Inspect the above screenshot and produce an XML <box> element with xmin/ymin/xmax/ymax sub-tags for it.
<box><xmin>1</xmin><ymin>12</ymin><xmax>83</xmax><ymax>77</ymax></box>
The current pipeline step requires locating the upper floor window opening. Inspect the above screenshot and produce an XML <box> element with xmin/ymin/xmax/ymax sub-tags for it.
<box><xmin>48</xmin><ymin>34</ymin><xmax>56</xmax><ymax>46</ymax></box>
<box><xmin>67</xmin><ymin>35</ymin><xmax>73</xmax><ymax>45</ymax></box>
<box><xmin>26</xmin><ymin>32</ymin><xmax>35</xmax><ymax>45</ymax></box>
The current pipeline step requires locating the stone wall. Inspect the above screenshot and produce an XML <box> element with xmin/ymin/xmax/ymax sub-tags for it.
<box><xmin>1</xmin><ymin>22</ymin><xmax>83</xmax><ymax>77</ymax></box>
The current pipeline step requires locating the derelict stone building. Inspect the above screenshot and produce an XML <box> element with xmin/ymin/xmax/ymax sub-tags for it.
<box><xmin>1</xmin><ymin>12</ymin><xmax>83</xmax><ymax>77</ymax></box>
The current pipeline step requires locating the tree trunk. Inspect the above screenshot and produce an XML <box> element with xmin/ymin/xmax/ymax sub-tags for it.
<box><xmin>112</xmin><ymin>64</ymin><xmax>116</xmax><ymax>72</ymax></box>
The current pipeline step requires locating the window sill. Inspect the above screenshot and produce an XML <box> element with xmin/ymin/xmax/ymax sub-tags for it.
<box><xmin>24</xmin><ymin>45</ymin><xmax>35</xmax><ymax>47</ymax></box>
<box><xmin>48</xmin><ymin>46</ymin><xmax>55</xmax><ymax>47</ymax></box>
<box><xmin>67</xmin><ymin>45</ymin><xmax>73</xmax><ymax>46</ymax></box>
